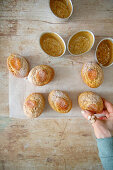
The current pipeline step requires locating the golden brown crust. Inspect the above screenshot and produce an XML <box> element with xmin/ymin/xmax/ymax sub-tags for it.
<box><xmin>81</xmin><ymin>62</ymin><xmax>103</xmax><ymax>88</ymax></box>
<box><xmin>23</xmin><ymin>93</ymin><xmax>45</xmax><ymax>118</ymax></box>
<box><xmin>78</xmin><ymin>91</ymin><xmax>104</xmax><ymax>113</ymax></box>
<box><xmin>7</xmin><ymin>54</ymin><xmax>29</xmax><ymax>78</ymax></box>
<box><xmin>48</xmin><ymin>90</ymin><xmax>72</xmax><ymax>113</ymax></box>
<box><xmin>28</xmin><ymin>65</ymin><xmax>54</xmax><ymax>86</ymax></box>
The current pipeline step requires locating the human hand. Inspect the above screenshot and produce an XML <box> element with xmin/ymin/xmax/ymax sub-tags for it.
<box><xmin>81</xmin><ymin>99</ymin><xmax>113</xmax><ymax>139</ymax></box>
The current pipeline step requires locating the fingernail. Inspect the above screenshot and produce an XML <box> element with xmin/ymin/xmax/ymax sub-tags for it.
<box><xmin>99</xmin><ymin>117</ymin><xmax>107</xmax><ymax>120</ymax></box>
<box><xmin>81</xmin><ymin>110</ymin><xmax>85</xmax><ymax>114</ymax></box>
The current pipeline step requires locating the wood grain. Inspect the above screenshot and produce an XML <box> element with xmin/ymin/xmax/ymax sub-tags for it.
<box><xmin>0</xmin><ymin>118</ymin><xmax>102</xmax><ymax>170</ymax></box>
<box><xmin>0</xmin><ymin>0</ymin><xmax>113</xmax><ymax>169</ymax></box>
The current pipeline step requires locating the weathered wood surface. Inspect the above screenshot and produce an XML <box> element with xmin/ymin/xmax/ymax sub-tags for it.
<box><xmin>0</xmin><ymin>118</ymin><xmax>103</xmax><ymax>170</ymax></box>
<box><xmin>0</xmin><ymin>0</ymin><xmax>113</xmax><ymax>169</ymax></box>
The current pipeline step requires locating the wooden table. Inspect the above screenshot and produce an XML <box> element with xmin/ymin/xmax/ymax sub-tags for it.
<box><xmin>0</xmin><ymin>0</ymin><xmax>113</xmax><ymax>169</ymax></box>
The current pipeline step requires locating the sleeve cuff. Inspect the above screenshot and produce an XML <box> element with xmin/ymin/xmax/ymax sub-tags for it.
<box><xmin>96</xmin><ymin>137</ymin><xmax>113</xmax><ymax>157</ymax></box>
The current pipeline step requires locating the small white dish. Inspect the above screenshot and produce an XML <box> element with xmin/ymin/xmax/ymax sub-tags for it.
<box><xmin>49</xmin><ymin>0</ymin><xmax>73</xmax><ymax>21</ymax></box>
<box><xmin>67</xmin><ymin>30</ymin><xmax>95</xmax><ymax>56</ymax></box>
<box><xmin>39</xmin><ymin>32</ymin><xmax>66</xmax><ymax>58</ymax></box>
<box><xmin>95</xmin><ymin>38</ymin><xmax>113</xmax><ymax>68</ymax></box>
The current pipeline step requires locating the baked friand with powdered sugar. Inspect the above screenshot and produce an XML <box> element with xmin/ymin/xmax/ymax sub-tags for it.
<box><xmin>48</xmin><ymin>90</ymin><xmax>72</xmax><ymax>113</ymax></box>
<box><xmin>28</xmin><ymin>65</ymin><xmax>54</xmax><ymax>86</ymax></box>
<box><xmin>23</xmin><ymin>93</ymin><xmax>45</xmax><ymax>118</ymax></box>
<box><xmin>7</xmin><ymin>54</ymin><xmax>29</xmax><ymax>78</ymax></box>
<box><xmin>78</xmin><ymin>91</ymin><xmax>104</xmax><ymax>113</ymax></box>
<box><xmin>81</xmin><ymin>62</ymin><xmax>103</xmax><ymax>88</ymax></box>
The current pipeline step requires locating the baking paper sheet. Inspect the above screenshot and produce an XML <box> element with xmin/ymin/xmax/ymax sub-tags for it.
<box><xmin>9</xmin><ymin>64</ymin><xmax>113</xmax><ymax>119</ymax></box>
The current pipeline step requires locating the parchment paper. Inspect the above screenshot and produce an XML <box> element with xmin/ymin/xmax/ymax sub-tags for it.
<box><xmin>9</xmin><ymin>64</ymin><xmax>113</xmax><ymax>119</ymax></box>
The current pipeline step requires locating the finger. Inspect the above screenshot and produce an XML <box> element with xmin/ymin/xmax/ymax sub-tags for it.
<box><xmin>103</xmin><ymin>99</ymin><xmax>113</xmax><ymax>113</ymax></box>
<box><xmin>98</xmin><ymin>117</ymin><xmax>107</xmax><ymax>120</ymax></box>
<box><xmin>81</xmin><ymin>110</ymin><xmax>93</xmax><ymax>120</ymax></box>
<box><xmin>95</xmin><ymin>110</ymin><xmax>109</xmax><ymax>120</ymax></box>
<box><xmin>101</xmin><ymin>110</ymin><xmax>110</xmax><ymax>118</ymax></box>
<box><xmin>102</xmin><ymin>98</ymin><xmax>107</xmax><ymax>110</ymax></box>
<box><xmin>96</xmin><ymin>110</ymin><xmax>109</xmax><ymax>117</ymax></box>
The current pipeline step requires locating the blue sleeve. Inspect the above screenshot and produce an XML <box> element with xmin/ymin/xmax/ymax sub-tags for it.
<box><xmin>96</xmin><ymin>137</ymin><xmax>113</xmax><ymax>170</ymax></box>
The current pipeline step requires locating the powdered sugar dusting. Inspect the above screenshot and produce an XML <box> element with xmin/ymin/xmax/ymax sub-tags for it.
<box><xmin>24</xmin><ymin>94</ymin><xmax>44</xmax><ymax>118</ymax></box>
<box><xmin>28</xmin><ymin>66</ymin><xmax>47</xmax><ymax>85</ymax></box>
<box><xmin>82</xmin><ymin>62</ymin><xmax>97</xmax><ymax>74</ymax></box>
<box><xmin>19</xmin><ymin>57</ymin><xmax>29</xmax><ymax>77</ymax></box>
<box><xmin>81</xmin><ymin>61</ymin><xmax>103</xmax><ymax>88</ymax></box>
<box><xmin>56</xmin><ymin>97</ymin><xmax>68</xmax><ymax>108</ymax></box>
<box><xmin>8</xmin><ymin>54</ymin><xmax>29</xmax><ymax>77</ymax></box>
<box><xmin>51</xmin><ymin>90</ymin><xmax>68</xmax><ymax>102</ymax></box>
<box><xmin>81</xmin><ymin>92</ymin><xmax>100</xmax><ymax>104</ymax></box>
<box><xmin>36</xmin><ymin>68</ymin><xmax>46</xmax><ymax>80</ymax></box>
